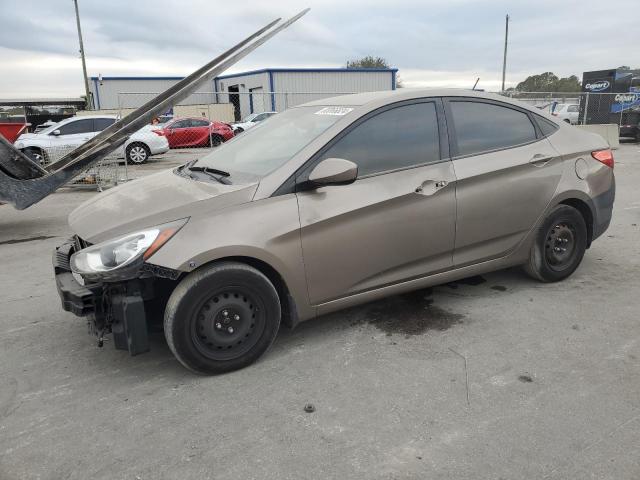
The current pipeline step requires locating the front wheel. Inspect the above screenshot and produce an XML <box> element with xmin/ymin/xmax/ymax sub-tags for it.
<box><xmin>524</xmin><ymin>204</ymin><xmax>587</xmax><ymax>282</ymax></box>
<box><xmin>23</xmin><ymin>147</ymin><xmax>45</xmax><ymax>165</ymax></box>
<box><xmin>126</xmin><ymin>142</ymin><xmax>150</xmax><ymax>164</ymax></box>
<box><xmin>164</xmin><ymin>262</ymin><xmax>281</xmax><ymax>374</ymax></box>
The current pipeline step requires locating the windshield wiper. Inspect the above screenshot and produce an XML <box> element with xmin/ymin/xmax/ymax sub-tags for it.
<box><xmin>186</xmin><ymin>162</ymin><xmax>232</xmax><ymax>184</ymax></box>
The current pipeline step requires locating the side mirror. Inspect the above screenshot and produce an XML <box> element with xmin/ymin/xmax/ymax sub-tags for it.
<box><xmin>308</xmin><ymin>158</ymin><xmax>358</xmax><ymax>187</ymax></box>
<box><xmin>51</xmin><ymin>129</ymin><xmax>61</xmax><ymax>136</ymax></box>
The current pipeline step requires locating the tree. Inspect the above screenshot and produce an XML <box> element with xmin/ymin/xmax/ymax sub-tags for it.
<box><xmin>346</xmin><ymin>55</ymin><xmax>403</xmax><ymax>87</ymax></box>
<box><xmin>346</xmin><ymin>55</ymin><xmax>389</xmax><ymax>69</ymax></box>
<box><xmin>515</xmin><ymin>72</ymin><xmax>581</xmax><ymax>92</ymax></box>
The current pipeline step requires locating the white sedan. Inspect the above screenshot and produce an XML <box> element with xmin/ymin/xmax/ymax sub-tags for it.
<box><xmin>231</xmin><ymin>111</ymin><xmax>277</xmax><ymax>133</ymax></box>
<box><xmin>15</xmin><ymin>115</ymin><xmax>170</xmax><ymax>165</ymax></box>
<box><xmin>551</xmin><ymin>103</ymin><xmax>580</xmax><ymax>125</ymax></box>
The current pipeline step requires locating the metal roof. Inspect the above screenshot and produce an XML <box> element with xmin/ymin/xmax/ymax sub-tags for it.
<box><xmin>0</xmin><ymin>98</ymin><xmax>86</xmax><ymax>107</ymax></box>
<box><xmin>90</xmin><ymin>68</ymin><xmax>398</xmax><ymax>82</ymax></box>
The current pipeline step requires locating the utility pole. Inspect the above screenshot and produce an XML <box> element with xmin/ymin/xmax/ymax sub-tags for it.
<box><xmin>73</xmin><ymin>0</ymin><xmax>92</xmax><ymax>109</ymax></box>
<box><xmin>501</xmin><ymin>14</ymin><xmax>509</xmax><ymax>92</ymax></box>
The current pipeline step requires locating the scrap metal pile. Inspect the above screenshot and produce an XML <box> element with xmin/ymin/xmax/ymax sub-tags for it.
<box><xmin>0</xmin><ymin>9</ymin><xmax>308</xmax><ymax>210</ymax></box>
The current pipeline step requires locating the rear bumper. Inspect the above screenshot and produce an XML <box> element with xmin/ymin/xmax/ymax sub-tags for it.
<box><xmin>592</xmin><ymin>178</ymin><xmax>615</xmax><ymax>241</ymax></box>
<box><xmin>619</xmin><ymin>125</ymin><xmax>639</xmax><ymax>138</ymax></box>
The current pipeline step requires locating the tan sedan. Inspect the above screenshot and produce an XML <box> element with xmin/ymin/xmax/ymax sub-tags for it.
<box><xmin>54</xmin><ymin>89</ymin><xmax>615</xmax><ymax>374</ymax></box>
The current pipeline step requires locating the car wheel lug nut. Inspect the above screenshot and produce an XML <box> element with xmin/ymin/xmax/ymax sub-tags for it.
<box><xmin>227</xmin><ymin>327</ymin><xmax>234</xmax><ymax>334</ymax></box>
<box><xmin>234</xmin><ymin>314</ymin><xmax>240</xmax><ymax>321</ymax></box>
<box><xmin>223</xmin><ymin>310</ymin><xmax>228</xmax><ymax>317</ymax></box>
<box><xmin>215</xmin><ymin>322</ymin><xmax>222</xmax><ymax>329</ymax></box>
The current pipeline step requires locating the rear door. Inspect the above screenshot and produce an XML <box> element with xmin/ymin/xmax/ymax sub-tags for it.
<box><xmin>296</xmin><ymin>99</ymin><xmax>457</xmax><ymax>305</ymax></box>
<box><xmin>166</xmin><ymin>119</ymin><xmax>191</xmax><ymax>147</ymax></box>
<box><xmin>190</xmin><ymin>119</ymin><xmax>211</xmax><ymax>146</ymax></box>
<box><xmin>444</xmin><ymin>98</ymin><xmax>563</xmax><ymax>266</ymax></box>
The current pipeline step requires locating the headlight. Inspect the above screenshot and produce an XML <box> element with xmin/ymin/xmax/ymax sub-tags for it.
<box><xmin>70</xmin><ymin>219</ymin><xmax>187</xmax><ymax>276</ymax></box>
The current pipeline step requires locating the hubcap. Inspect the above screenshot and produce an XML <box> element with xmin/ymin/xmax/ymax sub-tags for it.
<box><xmin>129</xmin><ymin>146</ymin><xmax>147</xmax><ymax>163</ymax></box>
<box><xmin>192</xmin><ymin>289</ymin><xmax>264</xmax><ymax>361</ymax></box>
<box><xmin>545</xmin><ymin>222</ymin><xmax>576</xmax><ymax>269</ymax></box>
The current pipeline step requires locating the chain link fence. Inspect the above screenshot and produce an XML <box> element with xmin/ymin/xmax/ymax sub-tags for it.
<box><xmin>36</xmin><ymin>144</ymin><xmax>122</xmax><ymax>190</ymax></box>
<box><xmin>8</xmin><ymin>88</ymin><xmax>637</xmax><ymax>194</ymax></box>
<box><xmin>500</xmin><ymin>91</ymin><xmax>640</xmax><ymax>139</ymax></box>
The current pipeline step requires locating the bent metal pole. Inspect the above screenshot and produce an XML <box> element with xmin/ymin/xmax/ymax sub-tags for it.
<box><xmin>0</xmin><ymin>9</ymin><xmax>310</xmax><ymax>210</ymax></box>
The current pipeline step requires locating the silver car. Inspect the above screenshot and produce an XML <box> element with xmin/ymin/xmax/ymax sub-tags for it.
<box><xmin>54</xmin><ymin>89</ymin><xmax>615</xmax><ymax>374</ymax></box>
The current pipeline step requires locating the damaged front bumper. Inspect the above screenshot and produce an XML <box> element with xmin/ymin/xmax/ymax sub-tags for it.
<box><xmin>53</xmin><ymin>238</ymin><xmax>178</xmax><ymax>356</ymax></box>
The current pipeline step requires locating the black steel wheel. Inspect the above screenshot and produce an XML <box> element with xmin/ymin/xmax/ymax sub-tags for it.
<box><xmin>191</xmin><ymin>288</ymin><xmax>265</xmax><ymax>361</ymax></box>
<box><xmin>524</xmin><ymin>204</ymin><xmax>587</xmax><ymax>282</ymax></box>
<box><xmin>164</xmin><ymin>262</ymin><xmax>281</xmax><ymax>374</ymax></box>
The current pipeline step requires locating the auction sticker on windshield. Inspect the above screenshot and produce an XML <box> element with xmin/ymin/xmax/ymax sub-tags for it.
<box><xmin>315</xmin><ymin>107</ymin><xmax>354</xmax><ymax>116</ymax></box>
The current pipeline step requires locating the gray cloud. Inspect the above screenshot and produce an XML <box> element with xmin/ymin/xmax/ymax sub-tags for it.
<box><xmin>0</xmin><ymin>0</ymin><xmax>637</xmax><ymax>97</ymax></box>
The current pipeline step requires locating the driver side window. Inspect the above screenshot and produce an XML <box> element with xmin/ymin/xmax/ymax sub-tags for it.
<box><xmin>318</xmin><ymin>102</ymin><xmax>441</xmax><ymax>177</ymax></box>
<box><xmin>57</xmin><ymin>119</ymin><xmax>95</xmax><ymax>136</ymax></box>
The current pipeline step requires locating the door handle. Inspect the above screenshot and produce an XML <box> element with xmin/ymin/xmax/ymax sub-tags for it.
<box><xmin>415</xmin><ymin>180</ymin><xmax>448</xmax><ymax>195</ymax></box>
<box><xmin>530</xmin><ymin>154</ymin><xmax>554</xmax><ymax>166</ymax></box>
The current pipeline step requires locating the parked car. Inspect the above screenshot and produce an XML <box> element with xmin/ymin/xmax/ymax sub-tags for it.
<box><xmin>552</xmin><ymin>103</ymin><xmax>580</xmax><ymax>124</ymax></box>
<box><xmin>155</xmin><ymin>117</ymin><xmax>234</xmax><ymax>148</ymax></box>
<box><xmin>15</xmin><ymin>115</ymin><xmax>169</xmax><ymax>165</ymax></box>
<box><xmin>54</xmin><ymin>89</ymin><xmax>615</xmax><ymax>374</ymax></box>
<box><xmin>232</xmin><ymin>111</ymin><xmax>276</xmax><ymax>133</ymax></box>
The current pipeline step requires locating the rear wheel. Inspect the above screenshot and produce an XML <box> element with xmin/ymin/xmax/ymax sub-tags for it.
<box><xmin>164</xmin><ymin>262</ymin><xmax>281</xmax><ymax>374</ymax></box>
<box><xmin>524</xmin><ymin>205</ymin><xmax>587</xmax><ymax>282</ymax></box>
<box><xmin>126</xmin><ymin>142</ymin><xmax>150</xmax><ymax>164</ymax></box>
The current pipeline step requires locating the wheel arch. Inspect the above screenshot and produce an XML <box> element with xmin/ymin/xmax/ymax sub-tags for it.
<box><xmin>556</xmin><ymin>196</ymin><xmax>594</xmax><ymax>248</ymax></box>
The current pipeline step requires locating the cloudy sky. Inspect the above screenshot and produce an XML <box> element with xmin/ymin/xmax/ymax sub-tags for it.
<box><xmin>0</xmin><ymin>0</ymin><xmax>636</xmax><ymax>98</ymax></box>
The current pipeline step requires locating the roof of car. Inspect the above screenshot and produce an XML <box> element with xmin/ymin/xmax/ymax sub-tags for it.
<box><xmin>300</xmin><ymin>88</ymin><xmax>524</xmax><ymax>107</ymax></box>
<box><xmin>66</xmin><ymin>114</ymin><xmax>118</xmax><ymax>120</ymax></box>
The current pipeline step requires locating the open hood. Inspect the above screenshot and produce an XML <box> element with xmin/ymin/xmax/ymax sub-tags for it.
<box><xmin>69</xmin><ymin>169</ymin><xmax>258</xmax><ymax>243</ymax></box>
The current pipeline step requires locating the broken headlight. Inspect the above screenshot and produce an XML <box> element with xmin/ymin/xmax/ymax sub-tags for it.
<box><xmin>70</xmin><ymin>219</ymin><xmax>187</xmax><ymax>276</ymax></box>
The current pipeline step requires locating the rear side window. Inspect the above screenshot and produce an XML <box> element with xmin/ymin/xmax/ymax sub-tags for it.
<box><xmin>568</xmin><ymin>105</ymin><xmax>579</xmax><ymax>113</ymax></box>
<box><xmin>94</xmin><ymin>118</ymin><xmax>116</xmax><ymax>131</ymax></box>
<box><xmin>191</xmin><ymin>119</ymin><xmax>210</xmax><ymax>127</ymax></box>
<box><xmin>57</xmin><ymin>119</ymin><xmax>95</xmax><ymax>135</ymax></box>
<box><xmin>449</xmin><ymin>101</ymin><xmax>537</xmax><ymax>156</ymax></box>
<box><xmin>319</xmin><ymin>102</ymin><xmax>440</xmax><ymax>177</ymax></box>
<box><xmin>534</xmin><ymin>115</ymin><xmax>559</xmax><ymax>137</ymax></box>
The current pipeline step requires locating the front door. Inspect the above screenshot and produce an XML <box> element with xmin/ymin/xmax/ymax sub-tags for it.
<box><xmin>49</xmin><ymin>118</ymin><xmax>97</xmax><ymax>159</ymax></box>
<box><xmin>296</xmin><ymin>100</ymin><xmax>457</xmax><ymax>305</ymax></box>
<box><xmin>444</xmin><ymin>98</ymin><xmax>563</xmax><ymax>266</ymax></box>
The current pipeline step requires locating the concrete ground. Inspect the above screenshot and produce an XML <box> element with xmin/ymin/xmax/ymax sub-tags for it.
<box><xmin>1</xmin><ymin>144</ymin><xmax>639</xmax><ymax>480</ymax></box>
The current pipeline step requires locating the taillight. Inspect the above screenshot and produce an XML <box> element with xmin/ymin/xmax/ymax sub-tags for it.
<box><xmin>591</xmin><ymin>149</ymin><xmax>614</xmax><ymax>168</ymax></box>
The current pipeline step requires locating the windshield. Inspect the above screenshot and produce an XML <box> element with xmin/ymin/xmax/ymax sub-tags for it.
<box><xmin>195</xmin><ymin>106</ymin><xmax>346</xmax><ymax>179</ymax></box>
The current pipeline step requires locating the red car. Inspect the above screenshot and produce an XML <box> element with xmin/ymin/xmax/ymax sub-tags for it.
<box><xmin>154</xmin><ymin>117</ymin><xmax>234</xmax><ymax>148</ymax></box>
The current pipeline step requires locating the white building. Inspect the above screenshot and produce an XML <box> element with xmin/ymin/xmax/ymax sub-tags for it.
<box><xmin>89</xmin><ymin>68</ymin><xmax>398</xmax><ymax>120</ymax></box>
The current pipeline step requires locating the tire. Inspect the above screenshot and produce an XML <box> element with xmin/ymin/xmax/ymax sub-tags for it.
<box><xmin>23</xmin><ymin>147</ymin><xmax>45</xmax><ymax>165</ymax></box>
<box><xmin>234</xmin><ymin>127</ymin><xmax>244</xmax><ymax>134</ymax></box>
<box><xmin>563</xmin><ymin>118</ymin><xmax>571</xmax><ymax>124</ymax></box>
<box><xmin>126</xmin><ymin>142</ymin><xmax>150</xmax><ymax>164</ymax></box>
<box><xmin>208</xmin><ymin>134</ymin><xmax>223</xmax><ymax>147</ymax></box>
<box><xmin>164</xmin><ymin>262</ymin><xmax>281</xmax><ymax>374</ymax></box>
<box><xmin>524</xmin><ymin>204</ymin><xmax>587</xmax><ymax>282</ymax></box>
